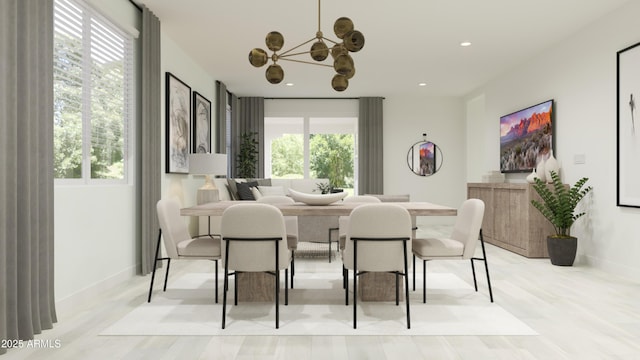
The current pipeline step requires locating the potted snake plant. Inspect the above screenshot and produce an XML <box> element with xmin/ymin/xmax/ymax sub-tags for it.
<box><xmin>531</xmin><ymin>170</ymin><xmax>592</xmax><ymax>266</ymax></box>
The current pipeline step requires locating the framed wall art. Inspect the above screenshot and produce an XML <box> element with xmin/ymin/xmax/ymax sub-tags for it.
<box><xmin>165</xmin><ymin>72</ymin><xmax>191</xmax><ymax>174</ymax></box>
<box><xmin>617</xmin><ymin>42</ymin><xmax>640</xmax><ymax>207</ymax></box>
<box><xmin>499</xmin><ymin>99</ymin><xmax>554</xmax><ymax>173</ymax></box>
<box><xmin>193</xmin><ymin>91</ymin><xmax>211</xmax><ymax>153</ymax></box>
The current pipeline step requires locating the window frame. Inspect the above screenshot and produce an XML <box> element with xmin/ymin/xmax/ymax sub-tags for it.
<box><xmin>264</xmin><ymin>116</ymin><xmax>358</xmax><ymax>191</ymax></box>
<box><xmin>53</xmin><ymin>0</ymin><xmax>134</xmax><ymax>185</ymax></box>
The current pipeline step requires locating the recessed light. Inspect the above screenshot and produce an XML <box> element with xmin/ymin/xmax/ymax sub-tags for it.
<box><xmin>460</xmin><ymin>41</ymin><xmax>472</xmax><ymax>47</ymax></box>
<box><xmin>286</xmin><ymin>83</ymin><xmax>294</xmax><ymax>87</ymax></box>
<box><xmin>418</xmin><ymin>82</ymin><xmax>427</xmax><ymax>87</ymax></box>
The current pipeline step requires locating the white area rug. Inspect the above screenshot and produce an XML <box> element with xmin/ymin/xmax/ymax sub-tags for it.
<box><xmin>101</xmin><ymin>272</ymin><xmax>537</xmax><ymax>336</ymax></box>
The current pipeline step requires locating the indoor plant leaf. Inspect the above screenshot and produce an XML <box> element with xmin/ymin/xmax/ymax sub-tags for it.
<box><xmin>531</xmin><ymin>170</ymin><xmax>592</xmax><ymax>237</ymax></box>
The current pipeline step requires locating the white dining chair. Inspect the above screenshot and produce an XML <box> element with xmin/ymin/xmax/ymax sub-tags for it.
<box><xmin>220</xmin><ymin>203</ymin><xmax>291</xmax><ymax>329</ymax></box>
<box><xmin>412</xmin><ymin>198</ymin><xmax>493</xmax><ymax>303</ymax></box>
<box><xmin>328</xmin><ymin>195</ymin><xmax>381</xmax><ymax>263</ymax></box>
<box><xmin>342</xmin><ymin>203</ymin><xmax>413</xmax><ymax>329</ymax></box>
<box><xmin>149</xmin><ymin>198</ymin><xmax>221</xmax><ymax>303</ymax></box>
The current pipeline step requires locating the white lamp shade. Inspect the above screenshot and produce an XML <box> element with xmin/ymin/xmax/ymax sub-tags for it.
<box><xmin>189</xmin><ymin>153</ymin><xmax>227</xmax><ymax>176</ymax></box>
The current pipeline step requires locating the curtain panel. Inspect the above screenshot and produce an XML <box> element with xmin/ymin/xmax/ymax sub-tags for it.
<box><xmin>215</xmin><ymin>81</ymin><xmax>227</xmax><ymax>154</ymax></box>
<box><xmin>358</xmin><ymin>97</ymin><xmax>384</xmax><ymax>194</ymax></box>
<box><xmin>230</xmin><ymin>97</ymin><xmax>264</xmax><ymax>178</ymax></box>
<box><xmin>229</xmin><ymin>93</ymin><xmax>239</xmax><ymax>177</ymax></box>
<box><xmin>0</xmin><ymin>0</ymin><xmax>56</xmax><ymax>353</ymax></box>
<box><xmin>139</xmin><ymin>5</ymin><xmax>161</xmax><ymax>275</ymax></box>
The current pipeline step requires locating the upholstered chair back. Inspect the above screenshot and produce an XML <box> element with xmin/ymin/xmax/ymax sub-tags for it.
<box><xmin>256</xmin><ymin>196</ymin><xmax>298</xmax><ymax>250</ymax></box>
<box><xmin>338</xmin><ymin>195</ymin><xmax>383</xmax><ymax>249</ymax></box>
<box><xmin>451</xmin><ymin>198</ymin><xmax>485</xmax><ymax>259</ymax></box>
<box><xmin>221</xmin><ymin>203</ymin><xmax>290</xmax><ymax>272</ymax></box>
<box><xmin>156</xmin><ymin>198</ymin><xmax>191</xmax><ymax>259</ymax></box>
<box><xmin>343</xmin><ymin>203</ymin><xmax>412</xmax><ymax>271</ymax></box>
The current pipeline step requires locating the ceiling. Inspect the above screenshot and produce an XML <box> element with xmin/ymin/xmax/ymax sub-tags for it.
<box><xmin>136</xmin><ymin>0</ymin><xmax>629</xmax><ymax>98</ymax></box>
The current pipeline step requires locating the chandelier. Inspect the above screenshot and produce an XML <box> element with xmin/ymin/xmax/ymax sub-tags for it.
<box><xmin>248</xmin><ymin>0</ymin><xmax>365</xmax><ymax>92</ymax></box>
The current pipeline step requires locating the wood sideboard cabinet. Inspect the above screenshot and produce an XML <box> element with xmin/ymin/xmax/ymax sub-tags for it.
<box><xmin>467</xmin><ymin>182</ymin><xmax>554</xmax><ymax>258</ymax></box>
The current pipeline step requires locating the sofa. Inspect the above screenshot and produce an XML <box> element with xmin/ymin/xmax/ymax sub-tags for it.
<box><xmin>203</xmin><ymin>178</ymin><xmax>338</xmax><ymax>243</ymax></box>
<box><xmin>214</xmin><ymin>178</ymin><xmax>329</xmax><ymax>201</ymax></box>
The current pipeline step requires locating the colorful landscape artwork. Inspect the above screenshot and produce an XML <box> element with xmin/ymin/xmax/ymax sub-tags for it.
<box><xmin>500</xmin><ymin>100</ymin><xmax>553</xmax><ymax>173</ymax></box>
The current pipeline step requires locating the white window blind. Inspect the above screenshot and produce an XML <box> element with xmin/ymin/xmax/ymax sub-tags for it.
<box><xmin>53</xmin><ymin>0</ymin><xmax>133</xmax><ymax>182</ymax></box>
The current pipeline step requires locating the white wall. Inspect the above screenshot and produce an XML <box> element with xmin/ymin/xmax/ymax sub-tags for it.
<box><xmin>54</xmin><ymin>0</ymin><xmax>139</xmax><ymax>310</ymax></box>
<box><xmin>465</xmin><ymin>1</ymin><xmax>640</xmax><ymax>278</ymax></box>
<box><xmin>263</xmin><ymin>96</ymin><xmax>466</xmax><ymax>213</ymax></box>
<box><xmin>161</xmin><ymin>33</ymin><xmax>218</xmax><ymax>234</ymax></box>
<box><xmin>54</xmin><ymin>185</ymin><xmax>137</xmax><ymax>309</ymax></box>
<box><xmin>384</xmin><ymin>95</ymin><xmax>466</xmax><ymax>209</ymax></box>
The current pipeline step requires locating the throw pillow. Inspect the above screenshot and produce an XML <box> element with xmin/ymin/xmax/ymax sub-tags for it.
<box><xmin>250</xmin><ymin>187</ymin><xmax>263</xmax><ymax>200</ymax></box>
<box><xmin>257</xmin><ymin>185</ymin><xmax>286</xmax><ymax>196</ymax></box>
<box><xmin>227</xmin><ymin>178</ymin><xmax>244</xmax><ymax>200</ymax></box>
<box><xmin>236</xmin><ymin>181</ymin><xmax>259</xmax><ymax>200</ymax></box>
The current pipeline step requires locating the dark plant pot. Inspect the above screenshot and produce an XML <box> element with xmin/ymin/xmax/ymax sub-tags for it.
<box><xmin>546</xmin><ymin>236</ymin><xmax>577</xmax><ymax>266</ymax></box>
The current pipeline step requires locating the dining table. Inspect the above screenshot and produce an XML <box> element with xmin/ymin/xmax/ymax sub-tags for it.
<box><xmin>181</xmin><ymin>200</ymin><xmax>457</xmax><ymax>217</ymax></box>
<box><xmin>180</xmin><ymin>200</ymin><xmax>457</xmax><ymax>302</ymax></box>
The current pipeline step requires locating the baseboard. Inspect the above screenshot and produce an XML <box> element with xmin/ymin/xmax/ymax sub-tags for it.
<box><xmin>55</xmin><ymin>264</ymin><xmax>139</xmax><ymax>318</ymax></box>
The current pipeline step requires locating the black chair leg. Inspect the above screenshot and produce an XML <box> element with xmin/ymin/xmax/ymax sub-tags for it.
<box><xmin>423</xmin><ymin>259</ymin><xmax>427</xmax><ymax>303</ymax></box>
<box><xmin>291</xmin><ymin>251</ymin><xmax>295</xmax><ymax>289</ymax></box>
<box><xmin>353</xmin><ymin>239</ymin><xmax>357</xmax><ymax>329</ymax></box>
<box><xmin>147</xmin><ymin>229</ymin><xmax>162</xmax><ymax>303</ymax></box>
<box><xmin>214</xmin><ymin>260</ymin><xmax>219</xmax><ymax>303</ymax></box>
<box><xmin>471</xmin><ymin>229</ymin><xmax>494</xmax><ymax>302</ymax></box>
<box><xmin>162</xmin><ymin>258</ymin><xmax>171</xmax><ymax>292</ymax></box>
<box><xmin>343</xmin><ymin>265</ymin><xmax>347</xmax><ymax>289</ymax></box>
<box><xmin>403</xmin><ymin>240</ymin><xmax>410</xmax><ymax>329</ymax></box>
<box><xmin>480</xmin><ymin>230</ymin><xmax>493</xmax><ymax>302</ymax></box>
<box><xmin>222</xmin><ymin>241</ymin><xmax>230</xmax><ymax>329</ymax></box>
<box><xmin>345</xmin><ymin>267</ymin><xmax>349</xmax><ymax>305</ymax></box>
<box><xmin>275</xmin><ymin>239</ymin><xmax>280</xmax><ymax>329</ymax></box>
<box><xmin>147</xmin><ymin>258</ymin><xmax>159</xmax><ymax>303</ymax></box>
<box><xmin>329</xmin><ymin>231</ymin><xmax>332</xmax><ymax>263</ymax></box>
<box><xmin>484</xmin><ymin>258</ymin><xmax>494</xmax><ymax>303</ymax></box>
<box><xmin>285</xmin><ymin>269</ymin><xmax>289</xmax><ymax>306</ymax></box>
<box><xmin>412</xmin><ymin>254</ymin><xmax>416</xmax><ymax>291</ymax></box>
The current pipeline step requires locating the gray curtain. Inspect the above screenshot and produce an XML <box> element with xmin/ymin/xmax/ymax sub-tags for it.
<box><xmin>215</xmin><ymin>81</ymin><xmax>227</xmax><ymax>154</ymax></box>
<box><xmin>358</xmin><ymin>97</ymin><xmax>384</xmax><ymax>194</ymax></box>
<box><xmin>139</xmin><ymin>5</ymin><xmax>161</xmax><ymax>275</ymax></box>
<box><xmin>0</xmin><ymin>0</ymin><xmax>56</xmax><ymax>353</ymax></box>
<box><xmin>229</xmin><ymin>93</ymin><xmax>239</xmax><ymax>177</ymax></box>
<box><xmin>231</xmin><ymin>97</ymin><xmax>264</xmax><ymax>178</ymax></box>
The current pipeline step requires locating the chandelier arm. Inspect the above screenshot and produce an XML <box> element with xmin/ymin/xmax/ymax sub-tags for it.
<box><xmin>279</xmin><ymin>57</ymin><xmax>333</xmax><ymax>68</ymax></box>
<box><xmin>321</xmin><ymin>37</ymin><xmax>339</xmax><ymax>46</ymax></box>
<box><xmin>279</xmin><ymin>49</ymin><xmax>325</xmax><ymax>58</ymax></box>
<box><xmin>279</xmin><ymin>37</ymin><xmax>318</xmax><ymax>57</ymax></box>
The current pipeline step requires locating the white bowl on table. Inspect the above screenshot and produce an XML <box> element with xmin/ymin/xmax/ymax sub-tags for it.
<box><xmin>288</xmin><ymin>189</ymin><xmax>348</xmax><ymax>205</ymax></box>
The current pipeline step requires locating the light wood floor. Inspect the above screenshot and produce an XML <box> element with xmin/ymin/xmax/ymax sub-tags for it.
<box><xmin>5</xmin><ymin>234</ymin><xmax>640</xmax><ymax>359</ymax></box>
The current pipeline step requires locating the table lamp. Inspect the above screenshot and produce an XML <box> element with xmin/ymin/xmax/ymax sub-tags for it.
<box><xmin>189</xmin><ymin>153</ymin><xmax>227</xmax><ymax>204</ymax></box>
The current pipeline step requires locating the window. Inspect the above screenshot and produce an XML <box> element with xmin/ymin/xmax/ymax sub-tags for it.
<box><xmin>265</xmin><ymin>116</ymin><xmax>357</xmax><ymax>193</ymax></box>
<box><xmin>53</xmin><ymin>0</ymin><xmax>133</xmax><ymax>182</ymax></box>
